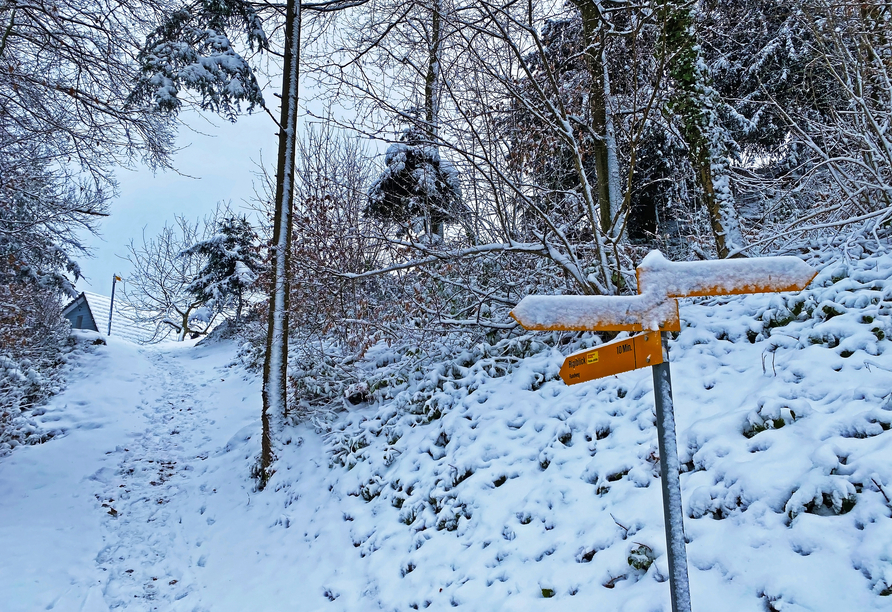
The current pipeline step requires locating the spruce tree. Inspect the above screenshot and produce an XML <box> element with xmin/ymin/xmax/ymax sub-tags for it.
<box><xmin>367</xmin><ymin>125</ymin><xmax>462</xmax><ymax>239</ymax></box>
<box><xmin>183</xmin><ymin>215</ymin><xmax>264</xmax><ymax>323</ymax></box>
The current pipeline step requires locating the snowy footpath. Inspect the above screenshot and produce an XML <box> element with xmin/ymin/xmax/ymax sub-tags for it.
<box><xmin>0</xmin><ymin>337</ymin><xmax>270</xmax><ymax>612</ymax></box>
<box><xmin>0</xmin><ymin>335</ymin><xmax>376</xmax><ymax>612</ymax></box>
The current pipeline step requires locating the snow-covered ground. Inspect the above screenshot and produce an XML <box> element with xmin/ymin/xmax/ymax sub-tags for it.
<box><xmin>3</xmin><ymin>248</ymin><xmax>892</xmax><ymax>611</ymax></box>
<box><xmin>0</xmin><ymin>337</ymin><xmax>263</xmax><ymax>611</ymax></box>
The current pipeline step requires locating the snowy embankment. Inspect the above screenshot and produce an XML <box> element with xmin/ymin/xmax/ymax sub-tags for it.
<box><xmin>3</xmin><ymin>247</ymin><xmax>892</xmax><ymax>612</ymax></box>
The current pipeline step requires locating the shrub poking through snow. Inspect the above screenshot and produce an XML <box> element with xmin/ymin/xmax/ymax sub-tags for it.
<box><xmin>627</xmin><ymin>544</ymin><xmax>655</xmax><ymax>571</ymax></box>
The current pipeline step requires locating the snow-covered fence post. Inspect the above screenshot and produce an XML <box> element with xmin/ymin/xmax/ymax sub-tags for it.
<box><xmin>652</xmin><ymin>332</ymin><xmax>691</xmax><ymax>612</ymax></box>
<box><xmin>510</xmin><ymin>251</ymin><xmax>818</xmax><ymax>612</ymax></box>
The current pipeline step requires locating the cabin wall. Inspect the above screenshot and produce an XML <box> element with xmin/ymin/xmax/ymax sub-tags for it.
<box><xmin>63</xmin><ymin>300</ymin><xmax>98</xmax><ymax>332</ymax></box>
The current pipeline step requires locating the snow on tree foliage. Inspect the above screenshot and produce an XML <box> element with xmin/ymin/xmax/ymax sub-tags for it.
<box><xmin>0</xmin><ymin>151</ymin><xmax>96</xmax><ymax>298</ymax></box>
<box><xmin>506</xmin><ymin>16</ymin><xmax>696</xmax><ymax>247</ymax></box>
<box><xmin>0</xmin><ymin>150</ymin><xmax>94</xmax><ymax>451</ymax></box>
<box><xmin>0</xmin><ymin>0</ymin><xmax>181</xmax><ymax>451</ymax></box>
<box><xmin>367</xmin><ymin>127</ymin><xmax>463</xmax><ymax>238</ymax></box>
<box><xmin>182</xmin><ymin>215</ymin><xmax>264</xmax><ymax>321</ymax></box>
<box><xmin>0</xmin><ymin>139</ymin><xmax>109</xmax><ymax>430</ymax></box>
<box><xmin>129</xmin><ymin>0</ymin><xmax>268</xmax><ymax>120</ymax></box>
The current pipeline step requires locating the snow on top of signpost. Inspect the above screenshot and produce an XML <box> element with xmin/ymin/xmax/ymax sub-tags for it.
<box><xmin>511</xmin><ymin>251</ymin><xmax>817</xmax><ymax>333</ymax></box>
<box><xmin>637</xmin><ymin>251</ymin><xmax>817</xmax><ymax>297</ymax></box>
<box><xmin>510</xmin><ymin>291</ymin><xmax>680</xmax><ymax>332</ymax></box>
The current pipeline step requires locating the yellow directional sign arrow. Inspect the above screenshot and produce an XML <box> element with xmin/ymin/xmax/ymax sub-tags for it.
<box><xmin>636</xmin><ymin>252</ymin><xmax>818</xmax><ymax>297</ymax></box>
<box><xmin>560</xmin><ymin>332</ymin><xmax>663</xmax><ymax>385</ymax></box>
<box><xmin>509</xmin><ymin>294</ymin><xmax>680</xmax><ymax>332</ymax></box>
<box><xmin>510</xmin><ymin>253</ymin><xmax>817</xmax><ymax>333</ymax></box>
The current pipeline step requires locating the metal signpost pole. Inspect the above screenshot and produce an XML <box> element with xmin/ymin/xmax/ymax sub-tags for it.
<box><xmin>108</xmin><ymin>274</ymin><xmax>118</xmax><ymax>336</ymax></box>
<box><xmin>651</xmin><ymin>332</ymin><xmax>691</xmax><ymax>612</ymax></box>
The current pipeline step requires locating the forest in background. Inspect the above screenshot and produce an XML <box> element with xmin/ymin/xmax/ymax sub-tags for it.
<box><xmin>2</xmin><ymin>0</ymin><xmax>891</xmax><ymax>474</ymax></box>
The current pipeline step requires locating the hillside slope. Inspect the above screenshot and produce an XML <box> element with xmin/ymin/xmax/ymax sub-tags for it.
<box><xmin>283</xmin><ymin>245</ymin><xmax>892</xmax><ymax>611</ymax></box>
<box><xmin>2</xmin><ymin>246</ymin><xmax>891</xmax><ymax>612</ymax></box>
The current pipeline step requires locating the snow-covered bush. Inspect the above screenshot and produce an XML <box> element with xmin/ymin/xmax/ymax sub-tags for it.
<box><xmin>0</xmin><ymin>283</ymin><xmax>72</xmax><ymax>455</ymax></box>
<box><xmin>0</xmin><ymin>151</ymin><xmax>106</xmax><ymax>454</ymax></box>
<box><xmin>283</xmin><ymin>242</ymin><xmax>603</xmax><ymax>429</ymax></box>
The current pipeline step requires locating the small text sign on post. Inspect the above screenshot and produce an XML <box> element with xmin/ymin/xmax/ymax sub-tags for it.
<box><xmin>510</xmin><ymin>251</ymin><xmax>817</xmax><ymax>612</ymax></box>
<box><xmin>559</xmin><ymin>331</ymin><xmax>663</xmax><ymax>385</ymax></box>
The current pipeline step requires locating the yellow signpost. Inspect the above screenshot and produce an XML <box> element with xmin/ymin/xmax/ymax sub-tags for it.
<box><xmin>559</xmin><ymin>332</ymin><xmax>663</xmax><ymax>385</ymax></box>
<box><xmin>510</xmin><ymin>251</ymin><xmax>817</xmax><ymax>612</ymax></box>
<box><xmin>511</xmin><ymin>252</ymin><xmax>817</xmax><ymax>335</ymax></box>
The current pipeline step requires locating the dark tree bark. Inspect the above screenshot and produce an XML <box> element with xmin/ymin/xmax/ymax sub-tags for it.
<box><xmin>423</xmin><ymin>0</ymin><xmax>445</xmax><ymax>238</ymax></box>
<box><xmin>570</xmin><ymin>0</ymin><xmax>621</xmax><ymax>237</ymax></box>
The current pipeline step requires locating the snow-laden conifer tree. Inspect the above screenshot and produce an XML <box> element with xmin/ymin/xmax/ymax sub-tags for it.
<box><xmin>182</xmin><ymin>215</ymin><xmax>264</xmax><ymax>322</ymax></box>
<box><xmin>367</xmin><ymin>126</ymin><xmax>463</xmax><ymax>239</ymax></box>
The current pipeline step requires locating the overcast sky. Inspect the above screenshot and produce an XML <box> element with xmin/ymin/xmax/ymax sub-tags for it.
<box><xmin>75</xmin><ymin>110</ymin><xmax>278</xmax><ymax>295</ymax></box>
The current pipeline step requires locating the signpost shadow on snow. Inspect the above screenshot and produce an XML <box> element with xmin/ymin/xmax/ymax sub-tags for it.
<box><xmin>511</xmin><ymin>251</ymin><xmax>817</xmax><ymax>612</ymax></box>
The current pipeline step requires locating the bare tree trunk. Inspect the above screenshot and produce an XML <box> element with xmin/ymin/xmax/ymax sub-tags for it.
<box><xmin>424</xmin><ymin>0</ymin><xmax>442</xmax><ymax>135</ymax></box>
<box><xmin>424</xmin><ymin>0</ymin><xmax>444</xmax><ymax>238</ymax></box>
<box><xmin>261</xmin><ymin>0</ymin><xmax>301</xmax><ymax>483</ymax></box>
<box><xmin>657</xmin><ymin>0</ymin><xmax>745</xmax><ymax>258</ymax></box>
<box><xmin>574</xmin><ymin>1</ymin><xmax>618</xmax><ymax>235</ymax></box>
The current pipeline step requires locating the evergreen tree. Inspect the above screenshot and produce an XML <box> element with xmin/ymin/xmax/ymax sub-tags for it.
<box><xmin>367</xmin><ymin>125</ymin><xmax>463</xmax><ymax>239</ymax></box>
<box><xmin>183</xmin><ymin>215</ymin><xmax>264</xmax><ymax>322</ymax></box>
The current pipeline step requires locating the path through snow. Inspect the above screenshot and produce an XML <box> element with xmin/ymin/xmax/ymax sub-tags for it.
<box><xmin>95</xmin><ymin>348</ymin><xmax>230</xmax><ymax>607</ymax></box>
<box><xmin>0</xmin><ymin>337</ymin><xmax>261</xmax><ymax>612</ymax></box>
